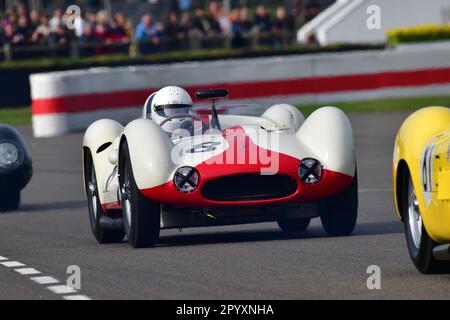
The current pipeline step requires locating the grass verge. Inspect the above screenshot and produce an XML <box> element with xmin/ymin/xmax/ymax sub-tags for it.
<box><xmin>0</xmin><ymin>106</ymin><xmax>31</xmax><ymax>126</ymax></box>
<box><xmin>297</xmin><ymin>95</ymin><xmax>450</xmax><ymax>116</ymax></box>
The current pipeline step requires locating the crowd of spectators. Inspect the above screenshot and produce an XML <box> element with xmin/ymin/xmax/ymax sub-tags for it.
<box><xmin>0</xmin><ymin>1</ymin><xmax>324</xmax><ymax>55</ymax></box>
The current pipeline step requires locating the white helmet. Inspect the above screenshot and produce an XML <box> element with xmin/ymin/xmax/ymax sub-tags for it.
<box><xmin>149</xmin><ymin>86</ymin><xmax>193</xmax><ymax>132</ymax></box>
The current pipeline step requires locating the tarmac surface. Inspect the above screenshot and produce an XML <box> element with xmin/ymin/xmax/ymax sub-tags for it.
<box><xmin>1</xmin><ymin>110</ymin><xmax>450</xmax><ymax>300</ymax></box>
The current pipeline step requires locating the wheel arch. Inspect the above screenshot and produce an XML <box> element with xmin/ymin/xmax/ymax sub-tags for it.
<box><xmin>395</xmin><ymin>159</ymin><xmax>410</xmax><ymax>222</ymax></box>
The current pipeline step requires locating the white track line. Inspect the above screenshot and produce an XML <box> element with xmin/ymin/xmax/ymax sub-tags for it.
<box><xmin>63</xmin><ymin>295</ymin><xmax>92</xmax><ymax>301</ymax></box>
<box><xmin>1</xmin><ymin>261</ymin><xmax>25</xmax><ymax>268</ymax></box>
<box><xmin>30</xmin><ymin>276</ymin><xmax>60</xmax><ymax>285</ymax></box>
<box><xmin>47</xmin><ymin>285</ymin><xmax>77</xmax><ymax>295</ymax></box>
<box><xmin>15</xmin><ymin>268</ymin><xmax>41</xmax><ymax>275</ymax></box>
<box><xmin>1</xmin><ymin>256</ymin><xmax>93</xmax><ymax>300</ymax></box>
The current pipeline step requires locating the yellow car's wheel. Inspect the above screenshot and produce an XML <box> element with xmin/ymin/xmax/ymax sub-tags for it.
<box><xmin>403</xmin><ymin>176</ymin><xmax>450</xmax><ymax>274</ymax></box>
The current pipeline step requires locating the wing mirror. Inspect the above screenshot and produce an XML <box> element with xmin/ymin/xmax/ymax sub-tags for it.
<box><xmin>195</xmin><ymin>89</ymin><xmax>229</xmax><ymax>100</ymax></box>
<box><xmin>195</xmin><ymin>89</ymin><xmax>229</xmax><ymax>131</ymax></box>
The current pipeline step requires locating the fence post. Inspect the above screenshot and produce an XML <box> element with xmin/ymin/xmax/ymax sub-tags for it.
<box><xmin>251</xmin><ymin>32</ymin><xmax>259</xmax><ymax>48</ymax></box>
<box><xmin>130</xmin><ymin>38</ymin><xmax>139</xmax><ymax>58</ymax></box>
<box><xmin>70</xmin><ymin>40</ymin><xmax>79</xmax><ymax>58</ymax></box>
<box><xmin>189</xmin><ymin>32</ymin><xmax>201</xmax><ymax>50</ymax></box>
<box><xmin>3</xmin><ymin>44</ymin><xmax>12</xmax><ymax>61</ymax></box>
<box><xmin>224</xmin><ymin>34</ymin><xmax>232</xmax><ymax>49</ymax></box>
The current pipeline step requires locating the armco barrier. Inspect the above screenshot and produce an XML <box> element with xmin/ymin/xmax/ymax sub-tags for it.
<box><xmin>30</xmin><ymin>41</ymin><xmax>450</xmax><ymax>137</ymax></box>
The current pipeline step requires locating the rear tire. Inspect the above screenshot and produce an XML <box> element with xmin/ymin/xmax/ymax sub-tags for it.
<box><xmin>403</xmin><ymin>175</ymin><xmax>450</xmax><ymax>274</ymax></box>
<box><xmin>278</xmin><ymin>217</ymin><xmax>311</xmax><ymax>233</ymax></box>
<box><xmin>120</xmin><ymin>140</ymin><xmax>160</xmax><ymax>248</ymax></box>
<box><xmin>319</xmin><ymin>171</ymin><xmax>358</xmax><ymax>237</ymax></box>
<box><xmin>84</xmin><ymin>150</ymin><xmax>124</xmax><ymax>244</ymax></box>
<box><xmin>0</xmin><ymin>190</ymin><xmax>20</xmax><ymax>212</ymax></box>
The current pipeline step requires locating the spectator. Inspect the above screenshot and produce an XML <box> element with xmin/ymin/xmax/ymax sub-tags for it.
<box><xmin>208</xmin><ymin>1</ymin><xmax>220</xmax><ymax>20</ymax></box>
<box><xmin>272</xmin><ymin>6</ymin><xmax>295</xmax><ymax>34</ymax></box>
<box><xmin>85</xmin><ymin>11</ymin><xmax>98</xmax><ymax>27</ymax></box>
<box><xmin>191</xmin><ymin>5</ymin><xmax>220</xmax><ymax>36</ymax></box>
<box><xmin>49</xmin><ymin>8</ymin><xmax>63</xmax><ymax>32</ymax></box>
<box><xmin>216</xmin><ymin>4</ymin><xmax>231</xmax><ymax>34</ymax></box>
<box><xmin>231</xmin><ymin>7</ymin><xmax>253</xmax><ymax>48</ymax></box>
<box><xmin>2</xmin><ymin>9</ymin><xmax>17</xmax><ymax>29</ymax></box>
<box><xmin>17</xmin><ymin>3</ymin><xmax>29</xmax><ymax>20</ymax></box>
<box><xmin>165</xmin><ymin>11</ymin><xmax>185</xmax><ymax>40</ymax></box>
<box><xmin>31</xmin><ymin>15</ymin><xmax>51</xmax><ymax>44</ymax></box>
<box><xmin>94</xmin><ymin>23</ymin><xmax>111</xmax><ymax>42</ymax></box>
<box><xmin>253</xmin><ymin>5</ymin><xmax>272</xmax><ymax>33</ymax></box>
<box><xmin>29</xmin><ymin>9</ymin><xmax>40</xmax><ymax>30</ymax></box>
<box><xmin>15</xmin><ymin>15</ymin><xmax>31</xmax><ymax>43</ymax></box>
<box><xmin>1</xmin><ymin>24</ymin><xmax>18</xmax><ymax>44</ymax></box>
<box><xmin>232</xmin><ymin>7</ymin><xmax>253</xmax><ymax>35</ymax></box>
<box><xmin>180</xmin><ymin>12</ymin><xmax>193</xmax><ymax>33</ymax></box>
<box><xmin>136</xmin><ymin>14</ymin><xmax>162</xmax><ymax>54</ymax></box>
<box><xmin>271</xmin><ymin>6</ymin><xmax>295</xmax><ymax>48</ymax></box>
<box><xmin>112</xmin><ymin>12</ymin><xmax>132</xmax><ymax>40</ymax></box>
<box><xmin>96</xmin><ymin>10</ymin><xmax>109</xmax><ymax>26</ymax></box>
<box><xmin>164</xmin><ymin>11</ymin><xmax>187</xmax><ymax>50</ymax></box>
<box><xmin>79</xmin><ymin>24</ymin><xmax>99</xmax><ymax>43</ymax></box>
<box><xmin>49</xmin><ymin>25</ymin><xmax>71</xmax><ymax>46</ymax></box>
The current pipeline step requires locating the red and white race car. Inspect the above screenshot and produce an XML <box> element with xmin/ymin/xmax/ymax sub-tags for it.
<box><xmin>82</xmin><ymin>86</ymin><xmax>358</xmax><ymax>248</ymax></box>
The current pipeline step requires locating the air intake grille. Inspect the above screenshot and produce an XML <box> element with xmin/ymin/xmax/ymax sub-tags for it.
<box><xmin>202</xmin><ymin>174</ymin><xmax>297</xmax><ymax>201</ymax></box>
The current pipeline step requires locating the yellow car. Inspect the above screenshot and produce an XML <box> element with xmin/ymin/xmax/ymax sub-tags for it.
<box><xmin>393</xmin><ymin>106</ymin><xmax>450</xmax><ymax>273</ymax></box>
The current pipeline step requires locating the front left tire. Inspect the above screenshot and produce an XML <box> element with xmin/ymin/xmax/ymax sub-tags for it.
<box><xmin>119</xmin><ymin>140</ymin><xmax>161</xmax><ymax>248</ymax></box>
<box><xmin>403</xmin><ymin>175</ymin><xmax>450</xmax><ymax>274</ymax></box>
<box><xmin>278</xmin><ymin>217</ymin><xmax>311</xmax><ymax>233</ymax></box>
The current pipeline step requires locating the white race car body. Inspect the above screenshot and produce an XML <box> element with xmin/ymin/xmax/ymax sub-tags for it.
<box><xmin>83</xmin><ymin>100</ymin><xmax>356</xmax><ymax>231</ymax></box>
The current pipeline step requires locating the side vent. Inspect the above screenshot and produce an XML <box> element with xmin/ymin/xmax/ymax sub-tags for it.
<box><xmin>96</xmin><ymin>142</ymin><xmax>112</xmax><ymax>154</ymax></box>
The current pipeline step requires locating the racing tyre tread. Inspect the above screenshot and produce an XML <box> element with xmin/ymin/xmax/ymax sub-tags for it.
<box><xmin>120</xmin><ymin>140</ymin><xmax>160</xmax><ymax>248</ymax></box>
<box><xmin>278</xmin><ymin>217</ymin><xmax>311</xmax><ymax>233</ymax></box>
<box><xmin>402</xmin><ymin>174</ymin><xmax>450</xmax><ymax>274</ymax></box>
<box><xmin>319</xmin><ymin>170</ymin><xmax>358</xmax><ymax>237</ymax></box>
<box><xmin>84</xmin><ymin>150</ymin><xmax>125</xmax><ymax>244</ymax></box>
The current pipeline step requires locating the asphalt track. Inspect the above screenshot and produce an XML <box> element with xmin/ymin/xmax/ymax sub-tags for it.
<box><xmin>1</xmin><ymin>110</ymin><xmax>450</xmax><ymax>300</ymax></box>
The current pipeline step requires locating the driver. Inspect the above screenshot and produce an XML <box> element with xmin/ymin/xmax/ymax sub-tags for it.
<box><xmin>148</xmin><ymin>86</ymin><xmax>194</xmax><ymax>133</ymax></box>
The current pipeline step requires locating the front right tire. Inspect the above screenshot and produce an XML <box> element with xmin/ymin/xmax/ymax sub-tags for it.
<box><xmin>119</xmin><ymin>140</ymin><xmax>161</xmax><ymax>248</ymax></box>
<box><xmin>84</xmin><ymin>150</ymin><xmax>125</xmax><ymax>244</ymax></box>
<box><xmin>319</xmin><ymin>171</ymin><xmax>358</xmax><ymax>237</ymax></box>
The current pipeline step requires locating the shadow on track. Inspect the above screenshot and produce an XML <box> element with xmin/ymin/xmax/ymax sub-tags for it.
<box><xmin>156</xmin><ymin>221</ymin><xmax>403</xmax><ymax>248</ymax></box>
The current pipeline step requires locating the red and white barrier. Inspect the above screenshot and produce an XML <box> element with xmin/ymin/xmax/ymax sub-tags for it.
<box><xmin>30</xmin><ymin>41</ymin><xmax>450</xmax><ymax>137</ymax></box>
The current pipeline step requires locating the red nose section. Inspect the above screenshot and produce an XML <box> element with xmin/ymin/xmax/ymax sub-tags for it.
<box><xmin>138</xmin><ymin>126</ymin><xmax>353</xmax><ymax>208</ymax></box>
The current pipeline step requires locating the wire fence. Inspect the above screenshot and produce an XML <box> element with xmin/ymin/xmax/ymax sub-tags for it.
<box><xmin>0</xmin><ymin>30</ymin><xmax>297</xmax><ymax>61</ymax></box>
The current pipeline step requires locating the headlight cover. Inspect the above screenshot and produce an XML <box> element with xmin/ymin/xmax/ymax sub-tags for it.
<box><xmin>174</xmin><ymin>166</ymin><xmax>200</xmax><ymax>193</ymax></box>
<box><xmin>299</xmin><ymin>158</ymin><xmax>323</xmax><ymax>184</ymax></box>
<box><xmin>0</xmin><ymin>142</ymin><xmax>20</xmax><ymax>168</ymax></box>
